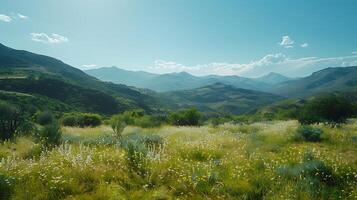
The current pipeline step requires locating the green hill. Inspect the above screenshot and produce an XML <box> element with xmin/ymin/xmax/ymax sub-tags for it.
<box><xmin>160</xmin><ymin>83</ymin><xmax>283</xmax><ymax>114</ymax></box>
<box><xmin>0</xmin><ymin>90</ymin><xmax>77</xmax><ymax>114</ymax></box>
<box><xmin>254</xmin><ymin>90</ymin><xmax>357</xmax><ymax>120</ymax></box>
<box><xmin>0</xmin><ymin>43</ymin><xmax>158</xmax><ymax>114</ymax></box>
<box><xmin>270</xmin><ymin>66</ymin><xmax>357</xmax><ymax>97</ymax></box>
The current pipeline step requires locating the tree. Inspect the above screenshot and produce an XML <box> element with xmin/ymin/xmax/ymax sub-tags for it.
<box><xmin>36</xmin><ymin>111</ymin><xmax>54</xmax><ymax>126</ymax></box>
<box><xmin>0</xmin><ymin>102</ymin><xmax>24</xmax><ymax>140</ymax></box>
<box><xmin>169</xmin><ymin>108</ymin><xmax>201</xmax><ymax>126</ymax></box>
<box><xmin>298</xmin><ymin>95</ymin><xmax>355</xmax><ymax>125</ymax></box>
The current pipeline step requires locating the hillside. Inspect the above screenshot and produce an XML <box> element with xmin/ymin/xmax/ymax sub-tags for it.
<box><xmin>86</xmin><ymin>67</ymin><xmax>271</xmax><ymax>92</ymax></box>
<box><xmin>0</xmin><ymin>90</ymin><xmax>77</xmax><ymax>114</ymax></box>
<box><xmin>270</xmin><ymin>66</ymin><xmax>357</xmax><ymax>97</ymax></box>
<box><xmin>0</xmin><ymin>77</ymin><xmax>132</xmax><ymax>114</ymax></box>
<box><xmin>159</xmin><ymin>83</ymin><xmax>283</xmax><ymax>114</ymax></box>
<box><xmin>0</xmin><ymin>43</ymin><xmax>158</xmax><ymax>114</ymax></box>
<box><xmin>254</xmin><ymin>90</ymin><xmax>357</xmax><ymax>120</ymax></box>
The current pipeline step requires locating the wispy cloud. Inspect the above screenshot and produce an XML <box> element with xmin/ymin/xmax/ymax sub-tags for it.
<box><xmin>17</xmin><ymin>13</ymin><xmax>28</xmax><ymax>19</ymax></box>
<box><xmin>150</xmin><ymin>54</ymin><xmax>357</xmax><ymax>77</ymax></box>
<box><xmin>0</xmin><ymin>14</ymin><xmax>12</xmax><ymax>22</ymax></box>
<box><xmin>352</xmin><ymin>51</ymin><xmax>357</xmax><ymax>55</ymax></box>
<box><xmin>82</xmin><ymin>64</ymin><xmax>98</xmax><ymax>70</ymax></box>
<box><xmin>301</xmin><ymin>43</ymin><xmax>309</xmax><ymax>48</ymax></box>
<box><xmin>31</xmin><ymin>33</ymin><xmax>69</xmax><ymax>44</ymax></box>
<box><xmin>279</xmin><ymin>36</ymin><xmax>294</xmax><ymax>48</ymax></box>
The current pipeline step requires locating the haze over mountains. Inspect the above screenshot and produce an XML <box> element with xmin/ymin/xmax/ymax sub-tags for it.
<box><xmin>85</xmin><ymin>67</ymin><xmax>293</xmax><ymax>92</ymax></box>
<box><xmin>86</xmin><ymin>66</ymin><xmax>357</xmax><ymax>98</ymax></box>
<box><xmin>0</xmin><ymin>43</ymin><xmax>356</xmax><ymax>115</ymax></box>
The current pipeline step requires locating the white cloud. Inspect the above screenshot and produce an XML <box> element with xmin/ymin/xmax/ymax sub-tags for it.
<box><xmin>150</xmin><ymin>54</ymin><xmax>357</xmax><ymax>78</ymax></box>
<box><xmin>279</xmin><ymin>36</ymin><xmax>294</xmax><ymax>48</ymax></box>
<box><xmin>31</xmin><ymin>33</ymin><xmax>69</xmax><ymax>44</ymax></box>
<box><xmin>17</xmin><ymin>13</ymin><xmax>28</xmax><ymax>19</ymax></box>
<box><xmin>82</xmin><ymin>64</ymin><xmax>98</xmax><ymax>70</ymax></box>
<box><xmin>0</xmin><ymin>14</ymin><xmax>12</xmax><ymax>22</ymax></box>
<box><xmin>301</xmin><ymin>43</ymin><xmax>309</xmax><ymax>48</ymax></box>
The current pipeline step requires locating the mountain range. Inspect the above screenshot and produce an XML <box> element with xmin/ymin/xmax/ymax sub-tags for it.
<box><xmin>85</xmin><ymin>67</ymin><xmax>291</xmax><ymax>92</ymax></box>
<box><xmin>87</xmin><ymin>66</ymin><xmax>357</xmax><ymax>98</ymax></box>
<box><xmin>0</xmin><ymin>43</ymin><xmax>356</xmax><ymax>115</ymax></box>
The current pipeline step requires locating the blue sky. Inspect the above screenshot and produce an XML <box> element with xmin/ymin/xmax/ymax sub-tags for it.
<box><xmin>1</xmin><ymin>0</ymin><xmax>357</xmax><ymax>77</ymax></box>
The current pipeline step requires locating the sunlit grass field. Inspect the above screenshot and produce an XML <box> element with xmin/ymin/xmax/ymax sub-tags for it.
<box><xmin>1</xmin><ymin>120</ymin><xmax>357</xmax><ymax>199</ymax></box>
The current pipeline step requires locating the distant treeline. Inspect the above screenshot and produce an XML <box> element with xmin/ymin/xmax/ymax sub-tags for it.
<box><xmin>1</xmin><ymin>93</ymin><xmax>356</xmax><ymax>142</ymax></box>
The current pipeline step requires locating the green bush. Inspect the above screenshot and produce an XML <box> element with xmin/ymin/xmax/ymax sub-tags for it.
<box><xmin>61</xmin><ymin>112</ymin><xmax>102</xmax><ymax>127</ymax></box>
<box><xmin>110</xmin><ymin>116</ymin><xmax>126</xmax><ymax>139</ymax></box>
<box><xmin>110</xmin><ymin>110</ymin><xmax>163</xmax><ymax>129</ymax></box>
<box><xmin>78</xmin><ymin>113</ymin><xmax>102</xmax><ymax>127</ymax></box>
<box><xmin>119</xmin><ymin>132</ymin><xmax>163</xmax><ymax>177</ymax></box>
<box><xmin>126</xmin><ymin>142</ymin><xmax>149</xmax><ymax>177</ymax></box>
<box><xmin>61</xmin><ymin>114</ymin><xmax>78</xmax><ymax>126</ymax></box>
<box><xmin>141</xmin><ymin>135</ymin><xmax>164</xmax><ymax>149</ymax></box>
<box><xmin>36</xmin><ymin>111</ymin><xmax>54</xmax><ymax>126</ymax></box>
<box><xmin>17</xmin><ymin>120</ymin><xmax>36</xmax><ymax>136</ymax></box>
<box><xmin>278</xmin><ymin>152</ymin><xmax>335</xmax><ymax>187</ymax></box>
<box><xmin>0</xmin><ymin>174</ymin><xmax>13</xmax><ymax>200</ymax></box>
<box><xmin>134</xmin><ymin>115</ymin><xmax>162</xmax><ymax>128</ymax></box>
<box><xmin>298</xmin><ymin>95</ymin><xmax>355</xmax><ymax>125</ymax></box>
<box><xmin>295</xmin><ymin>125</ymin><xmax>323</xmax><ymax>142</ymax></box>
<box><xmin>0</xmin><ymin>102</ymin><xmax>24</xmax><ymax>140</ymax></box>
<box><xmin>169</xmin><ymin>108</ymin><xmax>201</xmax><ymax>126</ymax></box>
<box><xmin>208</xmin><ymin>117</ymin><xmax>231</xmax><ymax>127</ymax></box>
<box><xmin>39</xmin><ymin>122</ymin><xmax>62</xmax><ymax>147</ymax></box>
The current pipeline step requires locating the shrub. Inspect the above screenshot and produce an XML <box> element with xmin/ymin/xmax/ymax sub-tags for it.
<box><xmin>17</xmin><ymin>120</ymin><xmax>36</xmax><ymax>136</ymax></box>
<box><xmin>39</xmin><ymin>122</ymin><xmax>62</xmax><ymax>147</ymax></box>
<box><xmin>78</xmin><ymin>113</ymin><xmax>102</xmax><ymax>127</ymax></box>
<box><xmin>36</xmin><ymin>111</ymin><xmax>54</xmax><ymax>125</ymax></box>
<box><xmin>278</xmin><ymin>152</ymin><xmax>335</xmax><ymax>187</ymax></box>
<box><xmin>209</xmin><ymin>117</ymin><xmax>231</xmax><ymax>127</ymax></box>
<box><xmin>0</xmin><ymin>102</ymin><xmax>24</xmax><ymax>140</ymax></box>
<box><xmin>0</xmin><ymin>174</ymin><xmax>13</xmax><ymax>200</ymax></box>
<box><xmin>110</xmin><ymin>117</ymin><xmax>126</xmax><ymax>139</ymax></box>
<box><xmin>295</xmin><ymin>125</ymin><xmax>323</xmax><ymax>142</ymax></box>
<box><xmin>141</xmin><ymin>135</ymin><xmax>164</xmax><ymax>150</ymax></box>
<box><xmin>61</xmin><ymin>114</ymin><xmax>78</xmax><ymax>126</ymax></box>
<box><xmin>134</xmin><ymin>115</ymin><xmax>162</xmax><ymax>128</ymax></box>
<box><xmin>119</xmin><ymin>132</ymin><xmax>163</xmax><ymax>177</ymax></box>
<box><xmin>298</xmin><ymin>95</ymin><xmax>355</xmax><ymax>125</ymax></box>
<box><xmin>126</xmin><ymin>142</ymin><xmax>149</xmax><ymax>177</ymax></box>
<box><xmin>169</xmin><ymin>108</ymin><xmax>201</xmax><ymax>126</ymax></box>
<box><xmin>110</xmin><ymin>111</ymin><xmax>163</xmax><ymax>129</ymax></box>
<box><xmin>61</xmin><ymin>112</ymin><xmax>102</xmax><ymax>127</ymax></box>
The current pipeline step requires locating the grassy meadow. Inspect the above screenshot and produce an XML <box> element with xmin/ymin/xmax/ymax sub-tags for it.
<box><xmin>1</xmin><ymin>120</ymin><xmax>357</xmax><ymax>199</ymax></box>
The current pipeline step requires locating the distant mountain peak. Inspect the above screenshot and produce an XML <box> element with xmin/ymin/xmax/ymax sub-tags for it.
<box><xmin>170</xmin><ymin>71</ymin><xmax>192</xmax><ymax>76</ymax></box>
<box><xmin>255</xmin><ymin>72</ymin><xmax>291</xmax><ymax>85</ymax></box>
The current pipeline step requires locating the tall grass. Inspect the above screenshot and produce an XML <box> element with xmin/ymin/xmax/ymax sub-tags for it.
<box><xmin>0</xmin><ymin>120</ymin><xmax>356</xmax><ymax>199</ymax></box>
